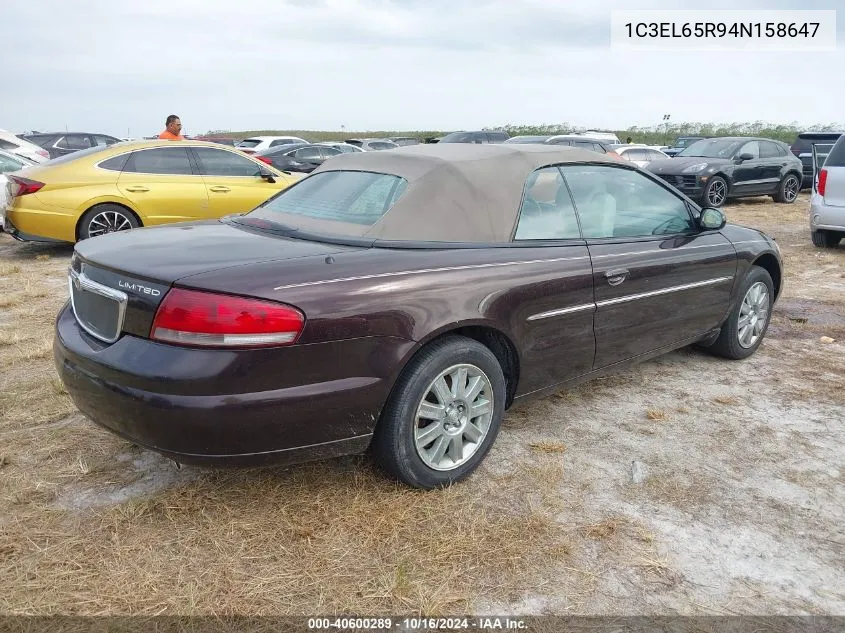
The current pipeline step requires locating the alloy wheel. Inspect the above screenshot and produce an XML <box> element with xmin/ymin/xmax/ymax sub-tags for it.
<box><xmin>737</xmin><ymin>281</ymin><xmax>770</xmax><ymax>348</ymax></box>
<box><xmin>87</xmin><ymin>211</ymin><xmax>133</xmax><ymax>237</ymax></box>
<box><xmin>784</xmin><ymin>176</ymin><xmax>799</xmax><ymax>202</ymax></box>
<box><xmin>707</xmin><ymin>179</ymin><xmax>727</xmax><ymax>207</ymax></box>
<box><xmin>413</xmin><ymin>363</ymin><xmax>494</xmax><ymax>471</ymax></box>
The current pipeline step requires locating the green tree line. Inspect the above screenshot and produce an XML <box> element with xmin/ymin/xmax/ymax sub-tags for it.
<box><xmin>210</xmin><ymin>121</ymin><xmax>843</xmax><ymax>145</ymax></box>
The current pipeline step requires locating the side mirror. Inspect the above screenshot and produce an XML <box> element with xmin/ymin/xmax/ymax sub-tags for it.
<box><xmin>259</xmin><ymin>169</ymin><xmax>276</xmax><ymax>183</ymax></box>
<box><xmin>736</xmin><ymin>153</ymin><xmax>755</xmax><ymax>162</ymax></box>
<box><xmin>699</xmin><ymin>207</ymin><xmax>726</xmax><ymax>230</ymax></box>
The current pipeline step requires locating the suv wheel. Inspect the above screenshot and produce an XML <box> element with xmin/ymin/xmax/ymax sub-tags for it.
<box><xmin>774</xmin><ymin>174</ymin><xmax>800</xmax><ymax>203</ymax></box>
<box><xmin>702</xmin><ymin>176</ymin><xmax>728</xmax><ymax>207</ymax></box>
<box><xmin>811</xmin><ymin>230</ymin><xmax>842</xmax><ymax>248</ymax></box>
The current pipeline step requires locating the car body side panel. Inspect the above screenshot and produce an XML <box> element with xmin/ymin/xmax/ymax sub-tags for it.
<box><xmin>180</xmin><ymin>244</ymin><xmax>598</xmax><ymax>396</ymax></box>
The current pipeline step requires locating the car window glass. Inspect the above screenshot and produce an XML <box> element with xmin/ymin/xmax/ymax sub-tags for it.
<box><xmin>625</xmin><ymin>148</ymin><xmax>648</xmax><ymax>161</ymax></box>
<box><xmin>739</xmin><ymin>141</ymin><xmax>760</xmax><ymax>159</ymax></box>
<box><xmin>57</xmin><ymin>134</ymin><xmax>92</xmax><ymax>150</ymax></box>
<box><xmin>0</xmin><ymin>139</ymin><xmax>17</xmax><ymax>150</ymax></box>
<box><xmin>0</xmin><ymin>153</ymin><xmax>24</xmax><ymax>173</ymax></box>
<box><xmin>647</xmin><ymin>150</ymin><xmax>667</xmax><ymax>160</ymax></box>
<box><xmin>322</xmin><ymin>147</ymin><xmax>342</xmax><ymax>156</ymax></box>
<box><xmin>295</xmin><ymin>147</ymin><xmax>322</xmax><ymax>161</ymax></box>
<box><xmin>98</xmin><ymin>153</ymin><xmax>131</xmax><ymax>172</ymax></box>
<box><xmin>560</xmin><ymin>165</ymin><xmax>695</xmax><ymax>239</ymax></box>
<box><xmin>824</xmin><ymin>136</ymin><xmax>845</xmax><ymax>167</ymax></box>
<box><xmin>194</xmin><ymin>147</ymin><xmax>262</xmax><ymax>176</ymax></box>
<box><xmin>93</xmin><ymin>135</ymin><xmax>117</xmax><ymax>147</ymax></box>
<box><xmin>369</xmin><ymin>142</ymin><xmax>395</xmax><ymax>150</ymax></box>
<box><xmin>514</xmin><ymin>167</ymin><xmax>581</xmax><ymax>240</ymax></box>
<box><xmin>126</xmin><ymin>148</ymin><xmax>194</xmax><ymax>175</ymax></box>
<box><xmin>236</xmin><ymin>139</ymin><xmax>261</xmax><ymax>148</ymax></box>
<box><xmin>253</xmin><ymin>170</ymin><xmax>408</xmax><ymax>226</ymax></box>
<box><xmin>759</xmin><ymin>141</ymin><xmax>781</xmax><ymax>159</ymax></box>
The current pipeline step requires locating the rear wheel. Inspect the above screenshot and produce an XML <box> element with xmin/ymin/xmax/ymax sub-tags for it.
<box><xmin>774</xmin><ymin>173</ymin><xmax>800</xmax><ymax>203</ymax></box>
<box><xmin>707</xmin><ymin>266</ymin><xmax>774</xmax><ymax>360</ymax></box>
<box><xmin>811</xmin><ymin>229</ymin><xmax>842</xmax><ymax>248</ymax></box>
<box><xmin>79</xmin><ymin>204</ymin><xmax>139</xmax><ymax>240</ymax></box>
<box><xmin>372</xmin><ymin>336</ymin><xmax>506</xmax><ymax>489</ymax></box>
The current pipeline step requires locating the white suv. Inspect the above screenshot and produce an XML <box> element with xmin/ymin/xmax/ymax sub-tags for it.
<box><xmin>810</xmin><ymin>135</ymin><xmax>845</xmax><ymax>248</ymax></box>
<box><xmin>235</xmin><ymin>136</ymin><xmax>308</xmax><ymax>154</ymax></box>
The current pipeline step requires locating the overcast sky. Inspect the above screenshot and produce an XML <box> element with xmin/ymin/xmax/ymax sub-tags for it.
<box><xmin>2</xmin><ymin>0</ymin><xmax>842</xmax><ymax>137</ymax></box>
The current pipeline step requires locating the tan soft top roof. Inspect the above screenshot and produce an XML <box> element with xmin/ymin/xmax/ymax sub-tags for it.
<box><xmin>301</xmin><ymin>143</ymin><xmax>619</xmax><ymax>243</ymax></box>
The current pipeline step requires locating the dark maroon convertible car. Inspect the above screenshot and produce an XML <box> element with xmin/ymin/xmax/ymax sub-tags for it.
<box><xmin>55</xmin><ymin>144</ymin><xmax>783</xmax><ymax>489</ymax></box>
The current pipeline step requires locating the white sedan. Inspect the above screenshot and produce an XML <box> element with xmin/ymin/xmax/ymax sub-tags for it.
<box><xmin>0</xmin><ymin>149</ymin><xmax>36</xmax><ymax>229</ymax></box>
<box><xmin>613</xmin><ymin>145</ymin><xmax>670</xmax><ymax>167</ymax></box>
<box><xmin>0</xmin><ymin>130</ymin><xmax>49</xmax><ymax>163</ymax></box>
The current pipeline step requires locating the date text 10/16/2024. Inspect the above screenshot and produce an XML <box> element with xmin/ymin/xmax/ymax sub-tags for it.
<box><xmin>307</xmin><ymin>617</ymin><xmax>527</xmax><ymax>630</ymax></box>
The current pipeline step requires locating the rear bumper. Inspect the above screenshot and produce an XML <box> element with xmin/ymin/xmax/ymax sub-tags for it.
<box><xmin>5</xmin><ymin>201</ymin><xmax>77</xmax><ymax>243</ymax></box>
<box><xmin>809</xmin><ymin>193</ymin><xmax>845</xmax><ymax>231</ymax></box>
<box><xmin>54</xmin><ymin>302</ymin><xmax>415</xmax><ymax>466</ymax></box>
<box><xmin>1</xmin><ymin>216</ymin><xmax>67</xmax><ymax>243</ymax></box>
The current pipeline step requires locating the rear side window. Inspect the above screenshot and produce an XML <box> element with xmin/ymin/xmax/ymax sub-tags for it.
<box><xmin>98</xmin><ymin>153</ymin><xmax>131</xmax><ymax>172</ymax></box>
<box><xmin>759</xmin><ymin>141</ymin><xmax>782</xmax><ymax>159</ymax></box>
<box><xmin>236</xmin><ymin>139</ymin><xmax>262</xmax><ymax>148</ymax></box>
<box><xmin>825</xmin><ymin>136</ymin><xmax>845</xmax><ymax>167</ymax></box>
<box><xmin>57</xmin><ymin>135</ymin><xmax>93</xmax><ymax>150</ymax></box>
<box><xmin>125</xmin><ymin>148</ymin><xmax>194</xmax><ymax>175</ymax></box>
<box><xmin>514</xmin><ymin>167</ymin><xmax>581</xmax><ymax>240</ymax></box>
<box><xmin>0</xmin><ymin>139</ymin><xmax>16</xmax><ymax>150</ymax></box>
<box><xmin>252</xmin><ymin>171</ymin><xmax>408</xmax><ymax>226</ymax></box>
<box><xmin>194</xmin><ymin>147</ymin><xmax>263</xmax><ymax>176</ymax></box>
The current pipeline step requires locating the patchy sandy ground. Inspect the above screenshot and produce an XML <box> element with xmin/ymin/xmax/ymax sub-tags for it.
<box><xmin>0</xmin><ymin>192</ymin><xmax>843</xmax><ymax>616</ymax></box>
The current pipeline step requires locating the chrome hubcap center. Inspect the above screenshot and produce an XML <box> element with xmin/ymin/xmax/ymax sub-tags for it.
<box><xmin>443</xmin><ymin>400</ymin><xmax>468</xmax><ymax>434</ymax></box>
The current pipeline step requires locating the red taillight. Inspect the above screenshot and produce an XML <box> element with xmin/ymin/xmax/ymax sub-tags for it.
<box><xmin>818</xmin><ymin>168</ymin><xmax>828</xmax><ymax>196</ymax></box>
<box><xmin>151</xmin><ymin>288</ymin><xmax>305</xmax><ymax>348</ymax></box>
<box><xmin>10</xmin><ymin>176</ymin><xmax>45</xmax><ymax>197</ymax></box>
<box><xmin>255</xmin><ymin>155</ymin><xmax>272</xmax><ymax>165</ymax></box>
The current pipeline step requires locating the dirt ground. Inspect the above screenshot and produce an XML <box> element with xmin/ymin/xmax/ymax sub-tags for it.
<box><xmin>0</xmin><ymin>192</ymin><xmax>843</xmax><ymax>617</ymax></box>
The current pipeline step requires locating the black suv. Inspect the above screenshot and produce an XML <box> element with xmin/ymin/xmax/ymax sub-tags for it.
<box><xmin>21</xmin><ymin>132</ymin><xmax>121</xmax><ymax>158</ymax></box>
<box><xmin>789</xmin><ymin>132</ymin><xmax>843</xmax><ymax>189</ymax></box>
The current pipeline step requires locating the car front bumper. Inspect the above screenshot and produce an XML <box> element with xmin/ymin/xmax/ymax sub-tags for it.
<box><xmin>809</xmin><ymin>193</ymin><xmax>845</xmax><ymax>232</ymax></box>
<box><xmin>54</xmin><ymin>302</ymin><xmax>415</xmax><ymax>467</ymax></box>
<box><xmin>653</xmin><ymin>174</ymin><xmax>705</xmax><ymax>200</ymax></box>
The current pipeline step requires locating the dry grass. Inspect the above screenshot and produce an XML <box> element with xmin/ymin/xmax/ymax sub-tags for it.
<box><xmin>529</xmin><ymin>441</ymin><xmax>567</xmax><ymax>454</ymax></box>
<box><xmin>0</xmin><ymin>194</ymin><xmax>842</xmax><ymax>616</ymax></box>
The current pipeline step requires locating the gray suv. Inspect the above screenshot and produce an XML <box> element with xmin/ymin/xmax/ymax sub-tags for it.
<box><xmin>810</xmin><ymin>134</ymin><xmax>845</xmax><ymax>247</ymax></box>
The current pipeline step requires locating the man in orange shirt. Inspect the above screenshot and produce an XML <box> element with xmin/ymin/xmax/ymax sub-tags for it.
<box><xmin>158</xmin><ymin>115</ymin><xmax>184</xmax><ymax>140</ymax></box>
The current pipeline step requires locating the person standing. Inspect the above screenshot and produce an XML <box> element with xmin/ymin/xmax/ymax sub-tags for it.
<box><xmin>158</xmin><ymin>115</ymin><xmax>184</xmax><ymax>140</ymax></box>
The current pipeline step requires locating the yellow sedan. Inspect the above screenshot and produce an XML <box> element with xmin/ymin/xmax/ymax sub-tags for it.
<box><xmin>2</xmin><ymin>139</ymin><xmax>301</xmax><ymax>243</ymax></box>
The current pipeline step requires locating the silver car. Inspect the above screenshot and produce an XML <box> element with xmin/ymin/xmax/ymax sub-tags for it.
<box><xmin>810</xmin><ymin>135</ymin><xmax>845</xmax><ymax>247</ymax></box>
<box><xmin>0</xmin><ymin>149</ymin><xmax>36</xmax><ymax>230</ymax></box>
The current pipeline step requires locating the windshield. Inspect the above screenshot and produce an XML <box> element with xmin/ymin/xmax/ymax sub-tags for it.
<box><xmin>673</xmin><ymin>137</ymin><xmax>701</xmax><ymax>148</ymax></box>
<box><xmin>677</xmin><ymin>139</ymin><xmax>742</xmax><ymax>158</ymax></box>
<box><xmin>246</xmin><ymin>170</ymin><xmax>408</xmax><ymax>230</ymax></box>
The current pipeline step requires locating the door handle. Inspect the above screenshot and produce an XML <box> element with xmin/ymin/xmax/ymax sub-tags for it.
<box><xmin>605</xmin><ymin>268</ymin><xmax>629</xmax><ymax>286</ymax></box>
<box><xmin>209</xmin><ymin>186</ymin><xmax>231</xmax><ymax>193</ymax></box>
<box><xmin>124</xmin><ymin>186</ymin><xmax>149</xmax><ymax>192</ymax></box>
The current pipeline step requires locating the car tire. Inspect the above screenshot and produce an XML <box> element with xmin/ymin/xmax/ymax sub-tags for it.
<box><xmin>774</xmin><ymin>173</ymin><xmax>800</xmax><ymax>203</ymax></box>
<box><xmin>372</xmin><ymin>335</ymin><xmax>506</xmax><ymax>490</ymax></box>
<box><xmin>811</xmin><ymin>229</ymin><xmax>842</xmax><ymax>248</ymax></box>
<box><xmin>707</xmin><ymin>266</ymin><xmax>774</xmax><ymax>360</ymax></box>
<box><xmin>702</xmin><ymin>176</ymin><xmax>728</xmax><ymax>208</ymax></box>
<box><xmin>78</xmin><ymin>204</ymin><xmax>139</xmax><ymax>240</ymax></box>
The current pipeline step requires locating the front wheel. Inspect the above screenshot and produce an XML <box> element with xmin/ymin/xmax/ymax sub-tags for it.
<box><xmin>372</xmin><ymin>336</ymin><xmax>506</xmax><ymax>489</ymax></box>
<box><xmin>774</xmin><ymin>173</ymin><xmax>800</xmax><ymax>203</ymax></box>
<box><xmin>707</xmin><ymin>266</ymin><xmax>774</xmax><ymax>360</ymax></box>
<box><xmin>702</xmin><ymin>176</ymin><xmax>728</xmax><ymax>208</ymax></box>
